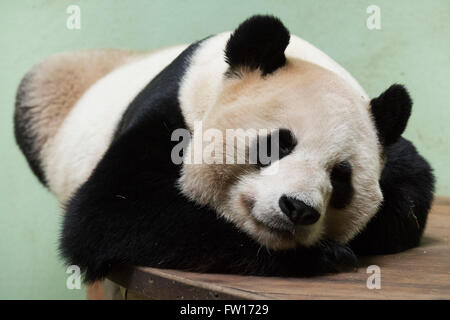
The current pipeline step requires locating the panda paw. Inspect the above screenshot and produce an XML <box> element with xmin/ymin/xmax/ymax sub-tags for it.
<box><xmin>313</xmin><ymin>240</ymin><xmax>358</xmax><ymax>274</ymax></box>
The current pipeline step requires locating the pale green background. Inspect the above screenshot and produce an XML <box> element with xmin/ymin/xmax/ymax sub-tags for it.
<box><xmin>0</xmin><ymin>0</ymin><xmax>448</xmax><ymax>299</ymax></box>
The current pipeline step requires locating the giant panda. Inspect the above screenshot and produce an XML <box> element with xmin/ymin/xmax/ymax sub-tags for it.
<box><xmin>14</xmin><ymin>15</ymin><xmax>434</xmax><ymax>283</ymax></box>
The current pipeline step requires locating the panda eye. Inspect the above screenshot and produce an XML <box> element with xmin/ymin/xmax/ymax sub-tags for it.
<box><xmin>255</xmin><ymin>128</ymin><xmax>297</xmax><ymax>167</ymax></box>
<box><xmin>277</xmin><ymin>128</ymin><xmax>297</xmax><ymax>158</ymax></box>
<box><xmin>330</xmin><ymin>161</ymin><xmax>353</xmax><ymax>209</ymax></box>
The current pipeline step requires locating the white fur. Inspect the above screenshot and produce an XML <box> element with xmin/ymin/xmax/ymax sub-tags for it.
<box><xmin>42</xmin><ymin>45</ymin><xmax>187</xmax><ymax>203</ymax></box>
<box><xmin>179</xmin><ymin>33</ymin><xmax>369</xmax><ymax>130</ymax></box>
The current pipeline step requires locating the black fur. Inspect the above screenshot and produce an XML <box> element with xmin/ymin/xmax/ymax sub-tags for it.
<box><xmin>330</xmin><ymin>161</ymin><xmax>353</xmax><ymax>209</ymax></box>
<box><xmin>350</xmin><ymin>138</ymin><xmax>435</xmax><ymax>254</ymax></box>
<box><xmin>371</xmin><ymin>84</ymin><xmax>412</xmax><ymax>146</ymax></box>
<box><xmin>113</xmin><ymin>39</ymin><xmax>206</xmax><ymax>139</ymax></box>
<box><xmin>14</xmin><ymin>75</ymin><xmax>47</xmax><ymax>186</ymax></box>
<box><xmin>255</xmin><ymin>128</ymin><xmax>297</xmax><ymax>167</ymax></box>
<box><xmin>59</xmin><ymin>40</ymin><xmax>357</xmax><ymax>283</ymax></box>
<box><xmin>225</xmin><ymin>15</ymin><xmax>290</xmax><ymax>76</ymax></box>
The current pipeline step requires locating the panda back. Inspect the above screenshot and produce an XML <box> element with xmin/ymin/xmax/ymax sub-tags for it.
<box><xmin>18</xmin><ymin>45</ymin><xmax>187</xmax><ymax>204</ymax></box>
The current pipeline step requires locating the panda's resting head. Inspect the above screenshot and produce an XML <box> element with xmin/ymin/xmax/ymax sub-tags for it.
<box><xmin>179</xmin><ymin>16</ymin><xmax>412</xmax><ymax>250</ymax></box>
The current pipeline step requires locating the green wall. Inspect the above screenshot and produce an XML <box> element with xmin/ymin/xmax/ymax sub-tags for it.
<box><xmin>0</xmin><ymin>0</ymin><xmax>448</xmax><ymax>299</ymax></box>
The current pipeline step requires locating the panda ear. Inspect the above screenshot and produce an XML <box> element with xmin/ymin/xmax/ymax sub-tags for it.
<box><xmin>370</xmin><ymin>84</ymin><xmax>412</xmax><ymax>146</ymax></box>
<box><xmin>224</xmin><ymin>15</ymin><xmax>290</xmax><ymax>76</ymax></box>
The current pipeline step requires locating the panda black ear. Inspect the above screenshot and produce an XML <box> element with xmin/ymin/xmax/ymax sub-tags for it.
<box><xmin>370</xmin><ymin>84</ymin><xmax>412</xmax><ymax>146</ymax></box>
<box><xmin>224</xmin><ymin>15</ymin><xmax>290</xmax><ymax>76</ymax></box>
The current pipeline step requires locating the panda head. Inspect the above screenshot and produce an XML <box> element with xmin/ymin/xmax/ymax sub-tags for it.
<box><xmin>179</xmin><ymin>16</ymin><xmax>412</xmax><ymax>250</ymax></box>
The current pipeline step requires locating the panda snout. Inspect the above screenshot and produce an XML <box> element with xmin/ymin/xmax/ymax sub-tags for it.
<box><xmin>279</xmin><ymin>195</ymin><xmax>320</xmax><ymax>225</ymax></box>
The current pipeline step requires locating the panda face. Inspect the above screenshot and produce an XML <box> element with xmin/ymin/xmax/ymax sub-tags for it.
<box><xmin>179</xmin><ymin>15</ymin><xmax>412</xmax><ymax>250</ymax></box>
<box><xmin>179</xmin><ymin>58</ymin><xmax>383</xmax><ymax>249</ymax></box>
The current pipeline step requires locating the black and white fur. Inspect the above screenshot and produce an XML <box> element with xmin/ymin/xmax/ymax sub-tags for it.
<box><xmin>14</xmin><ymin>16</ymin><xmax>434</xmax><ymax>282</ymax></box>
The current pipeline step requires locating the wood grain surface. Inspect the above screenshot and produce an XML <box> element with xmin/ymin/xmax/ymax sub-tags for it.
<box><xmin>108</xmin><ymin>199</ymin><xmax>449</xmax><ymax>300</ymax></box>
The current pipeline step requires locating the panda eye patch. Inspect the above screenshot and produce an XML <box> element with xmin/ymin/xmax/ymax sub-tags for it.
<box><xmin>330</xmin><ymin>161</ymin><xmax>353</xmax><ymax>209</ymax></box>
<box><xmin>255</xmin><ymin>128</ymin><xmax>297</xmax><ymax>167</ymax></box>
<box><xmin>277</xmin><ymin>128</ymin><xmax>297</xmax><ymax>158</ymax></box>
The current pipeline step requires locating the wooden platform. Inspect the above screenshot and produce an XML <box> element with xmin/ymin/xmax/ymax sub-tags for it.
<box><xmin>108</xmin><ymin>200</ymin><xmax>450</xmax><ymax>300</ymax></box>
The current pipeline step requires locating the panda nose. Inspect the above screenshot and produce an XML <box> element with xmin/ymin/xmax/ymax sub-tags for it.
<box><xmin>279</xmin><ymin>195</ymin><xmax>320</xmax><ymax>225</ymax></box>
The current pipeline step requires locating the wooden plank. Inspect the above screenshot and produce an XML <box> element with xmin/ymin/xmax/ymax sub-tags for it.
<box><xmin>108</xmin><ymin>202</ymin><xmax>450</xmax><ymax>300</ymax></box>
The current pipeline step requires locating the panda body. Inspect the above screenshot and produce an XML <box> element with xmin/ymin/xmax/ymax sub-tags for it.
<box><xmin>42</xmin><ymin>45</ymin><xmax>187</xmax><ymax>203</ymax></box>
<box><xmin>40</xmin><ymin>32</ymin><xmax>368</xmax><ymax>204</ymax></box>
<box><xmin>14</xmin><ymin>16</ymin><xmax>434</xmax><ymax>282</ymax></box>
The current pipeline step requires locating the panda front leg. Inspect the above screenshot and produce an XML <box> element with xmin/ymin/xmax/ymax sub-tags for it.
<box><xmin>350</xmin><ymin>137</ymin><xmax>435</xmax><ymax>255</ymax></box>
